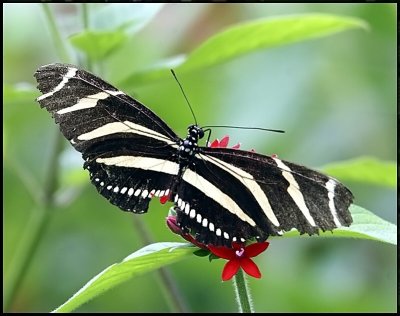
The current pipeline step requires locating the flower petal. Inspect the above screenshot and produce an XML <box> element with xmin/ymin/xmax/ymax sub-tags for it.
<box><xmin>208</xmin><ymin>245</ymin><xmax>236</xmax><ymax>260</ymax></box>
<box><xmin>240</xmin><ymin>258</ymin><xmax>262</xmax><ymax>279</ymax></box>
<box><xmin>219</xmin><ymin>135</ymin><xmax>230</xmax><ymax>148</ymax></box>
<box><xmin>232</xmin><ymin>143</ymin><xmax>241</xmax><ymax>149</ymax></box>
<box><xmin>222</xmin><ymin>259</ymin><xmax>241</xmax><ymax>281</ymax></box>
<box><xmin>160</xmin><ymin>194</ymin><xmax>169</xmax><ymax>204</ymax></box>
<box><xmin>209</xmin><ymin>139</ymin><xmax>220</xmax><ymax>148</ymax></box>
<box><xmin>244</xmin><ymin>241</ymin><xmax>270</xmax><ymax>257</ymax></box>
<box><xmin>166</xmin><ymin>216</ymin><xmax>182</xmax><ymax>235</ymax></box>
<box><xmin>182</xmin><ymin>233</ymin><xmax>209</xmax><ymax>250</ymax></box>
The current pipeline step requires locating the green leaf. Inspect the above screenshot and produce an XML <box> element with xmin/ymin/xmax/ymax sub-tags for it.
<box><xmin>281</xmin><ymin>204</ymin><xmax>397</xmax><ymax>245</ymax></box>
<box><xmin>90</xmin><ymin>3</ymin><xmax>165</xmax><ymax>35</ymax></box>
<box><xmin>4</xmin><ymin>83</ymin><xmax>38</xmax><ymax>106</ymax></box>
<box><xmin>53</xmin><ymin>242</ymin><xmax>195</xmax><ymax>313</ymax></box>
<box><xmin>180</xmin><ymin>13</ymin><xmax>368</xmax><ymax>71</ymax></box>
<box><xmin>69</xmin><ymin>30</ymin><xmax>127</xmax><ymax>61</ymax></box>
<box><xmin>121</xmin><ymin>14</ymin><xmax>368</xmax><ymax>85</ymax></box>
<box><xmin>321</xmin><ymin>156</ymin><xmax>396</xmax><ymax>188</ymax></box>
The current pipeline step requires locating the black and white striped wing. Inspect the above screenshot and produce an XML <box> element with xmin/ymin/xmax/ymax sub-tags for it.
<box><xmin>174</xmin><ymin>147</ymin><xmax>353</xmax><ymax>246</ymax></box>
<box><xmin>35</xmin><ymin>63</ymin><xmax>180</xmax><ymax>214</ymax></box>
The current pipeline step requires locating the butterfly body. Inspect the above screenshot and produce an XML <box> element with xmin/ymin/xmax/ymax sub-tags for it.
<box><xmin>35</xmin><ymin>63</ymin><xmax>353</xmax><ymax>247</ymax></box>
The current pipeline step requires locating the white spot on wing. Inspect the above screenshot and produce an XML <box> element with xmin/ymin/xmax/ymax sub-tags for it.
<box><xmin>141</xmin><ymin>190</ymin><xmax>149</xmax><ymax>198</ymax></box>
<box><xmin>209</xmin><ymin>223</ymin><xmax>215</xmax><ymax>232</ymax></box>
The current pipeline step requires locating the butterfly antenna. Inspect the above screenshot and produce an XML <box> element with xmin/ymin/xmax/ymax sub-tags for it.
<box><xmin>171</xmin><ymin>69</ymin><xmax>198</xmax><ymax>126</ymax></box>
<box><xmin>202</xmin><ymin>125</ymin><xmax>285</xmax><ymax>134</ymax></box>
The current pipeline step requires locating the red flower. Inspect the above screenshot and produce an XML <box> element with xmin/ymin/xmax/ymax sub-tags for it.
<box><xmin>208</xmin><ymin>135</ymin><xmax>241</xmax><ymax>149</ymax></box>
<box><xmin>208</xmin><ymin>242</ymin><xmax>269</xmax><ymax>281</ymax></box>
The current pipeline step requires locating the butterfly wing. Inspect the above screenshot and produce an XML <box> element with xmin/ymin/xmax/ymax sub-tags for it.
<box><xmin>173</xmin><ymin>146</ymin><xmax>353</xmax><ymax>246</ymax></box>
<box><xmin>35</xmin><ymin>63</ymin><xmax>180</xmax><ymax>213</ymax></box>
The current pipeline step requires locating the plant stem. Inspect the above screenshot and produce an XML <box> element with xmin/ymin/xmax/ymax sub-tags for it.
<box><xmin>42</xmin><ymin>3</ymin><xmax>70</xmax><ymax>63</ymax></box>
<box><xmin>132</xmin><ymin>217</ymin><xmax>190</xmax><ymax>312</ymax></box>
<box><xmin>81</xmin><ymin>3</ymin><xmax>92</xmax><ymax>71</ymax></box>
<box><xmin>233</xmin><ymin>268</ymin><xmax>254</xmax><ymax>313</ymax></box>
<box><xmin>4</xmin><ymin>133</ymin><xmax>64</xmax><ymax>310</ymax></box>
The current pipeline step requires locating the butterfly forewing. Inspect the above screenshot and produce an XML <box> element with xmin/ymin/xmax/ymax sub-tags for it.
<box><xmin>35</xmin><ymin>63</ymin><xmax>180</xmax><ymax>215</ymax></box>
<box><xmin>35</xmin><ymin>63</ymin><xmax>179</xmax><ymax>150</ymax></box>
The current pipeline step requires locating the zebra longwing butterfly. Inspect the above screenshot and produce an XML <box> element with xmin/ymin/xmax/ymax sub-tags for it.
<box><xmin>34</xmin><ymin>63</ymin><xmax>353</xmax><ymax>247</ymax></box>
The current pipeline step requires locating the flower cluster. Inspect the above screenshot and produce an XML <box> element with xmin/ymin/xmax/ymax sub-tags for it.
<box><xmin>166</xmin><ymin>214</ymin><xmax>269</xmax><ymax>281</ymax></box>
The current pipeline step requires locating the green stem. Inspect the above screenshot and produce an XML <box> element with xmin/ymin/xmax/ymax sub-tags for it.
<box><xmin>81</xmin><ymin>3</ymin><xmax>90</xmax><ymax>29</ymax></box>
<box><xmin>4</xmin><ymin>133</ymin><xmax>64</xmax><ymax>310</ymax></box>
<box><xmin>233</xmin><ymin>268</ymin><xmax>254</xmax><ymax>313</ymax></box>
<box><xmin>132</xmin><ymin>217</ymin><xmax>190</xmax><ymax>312</ymax></box>
<box><xmin>81</xmin><ymin>3</ymin><xmax>92</xmax><ymax>71</ymax></box>
<box><xmin>42</xmin><ymin>4</ymin><xmax>70</xmax><ymax>63</ymax></box>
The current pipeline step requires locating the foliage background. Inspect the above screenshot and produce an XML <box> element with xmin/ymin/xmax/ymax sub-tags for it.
<box><xmin>3</xmin><ymin>3</ymin><xmax>396</xmax><ymax>312</ymax></box>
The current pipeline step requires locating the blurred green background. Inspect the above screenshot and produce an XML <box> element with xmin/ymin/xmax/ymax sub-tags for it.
<box><xmin>3</xmin><ymin>3</ymin><xmax>396</xmax><ymax>312</ymax></box>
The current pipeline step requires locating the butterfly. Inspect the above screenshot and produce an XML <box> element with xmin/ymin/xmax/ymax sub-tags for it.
<box><xmin>34</xmin><ymin>63</ymin><xmax>353</xmax><ymax>247</ymax></box>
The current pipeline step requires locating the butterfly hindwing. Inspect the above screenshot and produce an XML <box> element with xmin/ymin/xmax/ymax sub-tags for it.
<box><xmin>84</xmin><ymin>152</ymin><xmax>178</xmax><ymax>214</ymax></box>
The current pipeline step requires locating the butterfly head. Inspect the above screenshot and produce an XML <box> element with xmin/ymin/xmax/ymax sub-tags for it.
<box><xmin>187</xmin><ymin>124</ymin><xmax>204</xmax><ymax>141</ymax></box>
